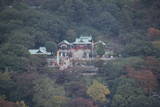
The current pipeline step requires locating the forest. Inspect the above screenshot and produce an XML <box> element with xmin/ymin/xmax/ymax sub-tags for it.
<box><xmin>0</xmin><ymin>0</ymin><xmax>160</xmax><ymax>107</ymax></box>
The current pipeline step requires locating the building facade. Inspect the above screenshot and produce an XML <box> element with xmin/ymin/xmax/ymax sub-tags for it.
<box><xmin>56</xmin><ymin>36</ymin><xmax>93</xmax><ymax>68</ymax></box>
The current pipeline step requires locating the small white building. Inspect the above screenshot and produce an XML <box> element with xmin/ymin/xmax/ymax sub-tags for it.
<box><xmin>29</xmin><ymin>47</ymin><xmax>51</xmax><ymax>55</ymax></box>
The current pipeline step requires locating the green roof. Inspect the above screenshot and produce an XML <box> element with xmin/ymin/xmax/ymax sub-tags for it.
<box><xmin>73</xmin><ymin>36</ymin><xmax>92</xmax><ymax>44</ymax></box>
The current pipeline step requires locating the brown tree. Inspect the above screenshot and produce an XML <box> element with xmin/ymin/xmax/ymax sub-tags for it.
<box><xmin>0</xmin><ymin>100</ymin><xmax>17</xmax><ymax>107</ymax></box>
<box><xmin>148</xmin><ymin>27</ymin><xmax>160</xmax><ymax>37</ymax></box>
<box><xmin>144</xmin><ymin>56</ymin><xmax>160</xmax><ymax>73</ymax></box>
<box><xmin>126</xmin><ymin>66</ymin><xmax>158</xmax><ymax>94</ymax></box>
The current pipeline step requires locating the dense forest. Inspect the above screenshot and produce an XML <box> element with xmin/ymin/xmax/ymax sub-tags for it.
<box><xmin>0</xmin><ymin>0</ymin><xmax>160</xmax><ymax>107</ymax></box>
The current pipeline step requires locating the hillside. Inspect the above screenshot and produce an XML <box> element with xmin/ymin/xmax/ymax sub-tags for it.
<box><xmin>0</xmin><ymin>0</ymin><xmax>160</xmax><ymax>107</ymax></box>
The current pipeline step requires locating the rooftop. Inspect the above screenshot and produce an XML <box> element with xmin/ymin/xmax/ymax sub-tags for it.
<box><xmin>73</xmin><ymin>36</ymin><xmax>92</xmax><ymax>45</ymax></box>
<box><xmin>59</xmin><ymin>40</ymin><xmax>70</xmax><ymax>45</ymax></box>
<box><xmin>58</xmin><ymin>35</ymin><xmax>93</xmax><ymax>45</ymax></box>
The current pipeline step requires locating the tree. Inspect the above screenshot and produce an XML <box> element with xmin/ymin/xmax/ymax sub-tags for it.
<box><xmin>65</xmin><ymin>82</ymin><xmax>87</xmax><ymax>98</ymax></box>
<box><xmin>0</xmin><ymin>0</ymin><xmax>16</xmax><ymax>10</ymax></box>
<box><xmin>0</xmin><ymin>100</ymin><xmax>19</xmax><ymax>107</ymax></box>
<box><xmin>144</xmin><ymin>56</ymin><xmax>160</xmax><ymax>73</ymax></box>
<box><xmin>45</xmin><ymin>41</ymin><xmax>57</xmax><ymax>55</ymax></box>
<box><xmin>126</xmin><ymin>67</ymin><xmax>158</xmax><ymax>94</ymax></box>
<box><xmin>123</xmin><ymin>40</ymin><xmax>154</xmax><ymax>56</ymax></box>
<box><xmin>93</xmin><ymin>12</ymin><xmax>120</xmax><ymax>36</ymax></box>
<box><xmin>32</xmin><ymin>76</ymin><xmax>65</xmax><ymax>107</ymax></box>
<box><xmin>152</xmin><ymin>41</ymin><xmax>160</xmax><ymax>50</ymax></box>
<box><xmin>42</xmin><ymin>0</ymin><xmax>65</xmax><ymax>11</ymax></box>
<box><xmin>54</xmin><ymin>72</ymin><xmax>81</xmax><ymax>84</ymax></box>
<box><xmin>8</xmin><ymin>30</ymin><xmax>34</xmax><ymax>48</ymax></box>
<box><xmin>33</xmin><ymin>30</ymin><xmax>50</xmax><ymax>47</ymax></box>
<box><xmin>99</xmin><ymin>60</ymin><xmax>125</xmax><ymax>80</ymax></box>
<box><xmin>0</xmin><ymin>43</ymin><xmax>30</xmax><ymax>72</ymax></box>
<box><xmin>16</xmin><ymin>101</ymin><xmax>29</xmax><ymax>107</ymax></box>
<box><xmin>96</xmin><ymin>43</ymin><xmax>105</xmax><ymax>57</ymax></box>
<box><xmin>69</xmin><ymin>98</ymin><xmax>97</xmax><ymax>107</ymax></box>
<box><xmin>0</xmin><ymin>72</ymin><xmax>11</xmax><ymax>81</ymax></box>
<box><xmin>11</xmin><ymin>72</ymin><xmax>39</xmax><ymax>102</ymax></box>
<box><xmin>111</xmin><ymin>77</ymin><xmax>159</xmax><ymax>107</ymax></box>
<box><xmin>148</xmin><ymin>27</ymin><xmax>160</xmax><ymax>38</ymax></box>
<box><xmin>87</xmin><ymin>80</ymin><xmax>110</xmax><ymax>103</ymax></box>
<box><xmin>94</xmin><ymin>60</ymin><xmax>105</xmax><ymax>73</ymax></box>
<box><xmin>52</xmin><ymin>96</ymin><xmax>70</xmax><ymax>107</ymax></box>
<box><xmin>111</xmin><ymin>94</ymin><xmax>153</xmax><ymax>107</ymax></box>
<box><xmin>65</xmin><ymin>29</ymin><xmax>76</xmax><ymax>42</ymax></box>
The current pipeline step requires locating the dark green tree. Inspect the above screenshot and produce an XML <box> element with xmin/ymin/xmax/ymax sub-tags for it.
<box><xmin>96</xmin><ymin>43</ymin><xmax>105</xmax><ymax>57</ymax></box>
<box><xmin>45</xmin><ymin>41</ymin><xmax>57</xmax><ymax>55</ymax></box>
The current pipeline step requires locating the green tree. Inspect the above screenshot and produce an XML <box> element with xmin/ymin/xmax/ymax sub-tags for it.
<box><xmin>94</xmin><ymin>11</ymin><xmax>120</xmax><ymax>36</ymax></box>
<box><xmin>0</xmin><ymin>43</ymin><xmax>30</xmax><ymax>72</ymax></box>
<box><xmin>8</xmin><ymin>30</ymin><xmax>34</xmax><ymax>48</ymax></box>
<box><xmin>45</xmin><ymin>41</ymin><xmax>57</xmax><ymax>55</ymax></box>
<box><xmin>96</xmin><ymin>43</ymin><xmax>105</xmax><ymax>57</ymax></box>
<box><xmin>123</xmin><ymin>39</ymin><xmax>154</xmax><ymax>56</ymax></box>
<box><xmin>32</xmin><ymin>76</ymin><xmax>65</xmax><ymax>107</ymax></box>
<box><xmin>111</xmin><ymin>77</ymin><xmax>159</xmax><ymax>107</ymax></box>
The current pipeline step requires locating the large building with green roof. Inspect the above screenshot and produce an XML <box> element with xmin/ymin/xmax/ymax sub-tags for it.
<box><xmin>57</xmin><ymin>36</ymin><xmax>93</xmax><ymax>65</ymax></box>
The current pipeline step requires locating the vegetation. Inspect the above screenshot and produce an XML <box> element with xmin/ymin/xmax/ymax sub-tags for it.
<box><xmin>87</xmin><ymin>80</ymin><xmax>110</xmax><ymax>103</ymax></box>
<box><xmin>45</xmin><ymin>41</ymin><xmax>57</xmax><ymax>55</ymax></box>
<box><xmin>95</xmin><ymin>43</ymin><xmax>105</xmax><ymax>57</ymax></box>
<box><xmin>0</xmin><ymin>0</ymin><xmax>160</xmax><ymax>107</ymax></box>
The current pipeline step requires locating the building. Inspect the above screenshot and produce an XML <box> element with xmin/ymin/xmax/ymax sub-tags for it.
<box><xmin>71</xmin><ymin>36</ymin><xmax>93</xmax><ymax>59</ymax></box>
<box><xmin>56</xmin><ymin>35</ymin><xmax>93</xmax><ymax>69</ymax></box>
<box><xmin>57</xmin><ymin>35</ymin><xmax>93</xmax><ymax>60</ymax></box>
<box><xmin>58</xmin><ymin>40</ymin><xmax>71</xmax><ymax>58</ymax></box>
<box><xmin>28</xmin><ymin>35</ymin><xmax>110</xmax><ymax>70</ymax></box>
<box><xmin>29</xmin><ymin>47</ymin><xmax>51</xmax><ymax>55</ymax></box>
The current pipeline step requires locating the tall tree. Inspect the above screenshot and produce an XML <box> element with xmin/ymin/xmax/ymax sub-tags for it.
<box><xmin>87</xmin><ymin>80</ymin><xmax>110</xmax><ymax>103</ymax></box>
<box><xmin>32</xmin><ymin>76</ymin><xmax>65</xmax><ymax>107</ymax></box>
<box><xmin>96</xmin><ymin>43</ymin><xmax>105</xmax><ymax>57</ymax></box>
<box><xmin>45</xmin><ymin>41</ymin><xmax>57</xmax><ymax>55</ymax></box>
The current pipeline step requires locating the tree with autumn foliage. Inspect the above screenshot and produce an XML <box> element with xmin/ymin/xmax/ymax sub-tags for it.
<box><xmin>148</xmin><ymin>27</ymin><xmax>160</xmax><ymax>38</ymax></box>
<box><xmin>144</xmin><ymin>56</ymin><xmax>160</xmax><ymax>73</ymax></box>
<box><xmin>0</xmin><ymin>100</ymin><xmax>19</xmax><ymax>107</ymax></box>
<box><xmin>52</xmin><ymin>96</ymin><xmax>70</xmax><ymax>107</ymax></box>
<box><xmin>87</xmin><ymin>80</ymin><xmax>110</xmax><ymax>103</ymax></box>
<box><xmin>126</xmin><ymin>66</ymin><xmax>159</xmax><ymax>94</ymax></box>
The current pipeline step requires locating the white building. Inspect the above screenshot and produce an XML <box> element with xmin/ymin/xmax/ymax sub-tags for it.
<box><xmin>29</xmin><ymin>47</ymin><xmax>51</xmax><ymax>55</ymax></box>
